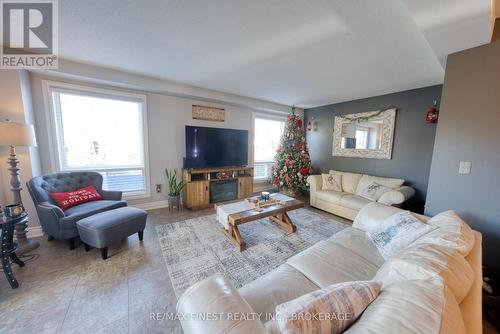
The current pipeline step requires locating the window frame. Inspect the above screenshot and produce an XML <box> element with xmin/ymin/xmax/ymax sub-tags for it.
<box><xmin>252</xmin><ymin>112</ymin><xmax>287</xmax><ymax>182</ymax></box>
<box><xmin>42</xmin><ymin>80</ymin><xmax>151</xmax><ymax>200</ymax></box>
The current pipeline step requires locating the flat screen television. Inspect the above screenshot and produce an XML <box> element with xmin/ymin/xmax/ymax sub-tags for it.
<box><xmin>184</xmin><ymin>126</ymin><xmax>248</xmax><ymax>168</ymax></box>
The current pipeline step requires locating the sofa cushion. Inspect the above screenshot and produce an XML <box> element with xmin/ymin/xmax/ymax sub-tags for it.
<box><xmin>76</xmin><ymin>207</ymin><xmax>147</xmax><ymax>249</ymax></box>
<box><xmin>329</xmin><ymin>170</ymin><xmax>363</xmax><ymax>194</ymax></box>
<box><xmin>59</xmin><ymin>200</ymin><xmax>127</xmax><ymax>229</ymax></box>
<box><xmin>365</xmin><ymin>211</ymin><xmax>435</xmax><ymax>259</ymax></box>
<box><xmin>411</xmin><ymin>210</ymin><xmax>475</xmax><ymax>257</ymax></box>
<box><xmin>239</xmin><ymin>264</ymin><xmax>320</xmax><ymax>319</ymax></box>
<box><xmin>321</xmin><ymin>173</ymin><xmax>342</xmax><ymax>191</ymax></box>
<box><xmin>343</xmin><ymin>278</ymin><xmax>466</xmax><ymax>334</ymax></box>
<box><xmin>177</xmin><ymin>274</ymin><xmax>267</xmax><ymax>334</ymax></box>
<box><xmin>326</xmin><ymin>228</ymin><xmax>385</xmax><ymax>267</ymax></box>
<box><xmin>374</xmin><ymin>243</ymin><xmax>475</xmax><ymax>303</ymax></box>
<box><xmin>287</xmin><ymin>228</ymin><xmax>382</xmax><ymax>287</ymax></box>
<box><xmin>275</xmin><ymin>281</ymin><xmax>380</xmax><ymax>334</ymax></box>
<box><xmin>314</xmin><ymin>190</ymin><xmax>347</xmax><ymax>203</ymax></box>
<box><xmin>353</xmin><ymin>202</ymin><xmax>428</xmax><ymax>232</ymax></box>
<box><xmin>355</xmin><ymin>175</ymin><xmax>404</xmax><ymax>200</ymax></box>
<box><xmin>339</xmin><ymin>194</ymin><xmax>372</xmax><ymax>211</ymax></box>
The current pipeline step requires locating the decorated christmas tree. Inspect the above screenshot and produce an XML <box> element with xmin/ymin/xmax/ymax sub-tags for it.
<box><xmin>271</xmin><ymin>109</ymin><xmax>312</xmax><ymax>192</ymax></box>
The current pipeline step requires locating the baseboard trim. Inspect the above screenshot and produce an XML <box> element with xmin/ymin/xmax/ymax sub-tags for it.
<box><xmin>131</xmin><ymin>200</ymin><xmax>170</xmax><ymax>211</ymax></box>
<box><xmin>28</xmin><ymin>225</ymin><xmax>44</xmax><ymax>238</ymax></box>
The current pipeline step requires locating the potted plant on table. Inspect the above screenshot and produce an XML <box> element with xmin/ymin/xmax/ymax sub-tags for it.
<box><xmin>165</xmin><ymin>168</ymin><xmax>186</xmax><ymax>210</ymax></box>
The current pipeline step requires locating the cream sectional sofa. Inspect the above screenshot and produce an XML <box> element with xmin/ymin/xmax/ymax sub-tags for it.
<box><xmin>308</xmin><ymin>170</ymin><xmax>416</xmax><ymax>220</ymax></box>
<box><xmin>177</xmin><ymin>203</ymin><xmax>482</xmax><ymax>334</ymax></box>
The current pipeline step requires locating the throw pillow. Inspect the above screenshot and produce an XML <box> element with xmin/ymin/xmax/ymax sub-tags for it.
<box><xmin>355</xmin><ymin>175</ymin><xmax>405</xmax><ymax>201</ymax></box>
<box><xmin>321</xmin><ymin>173</ymin><xmax>342</xmax><ymax>191</ymax></box>
<box><xmin>357</xmin><ymin>181</ymin><xmax>392</xmax><ymax>201</ymax></box>
<box><xmin>50</xmin><ymin>185</ymin><xmax>103</xmax><ymax>211</ymax></box>
<box><xmin>329</xmin><ymin>170</ymin><xmax>362</xmax><ymax>194</ymax></box>
<box><xmin>366</xmin><ymin>211</ymin><xmax>435</xmax><ymax>259</ymax></box>
<box><xmin>276</xmin><ymin>281</ymin><xmax>380</xmax><ymax>334</ymax></box>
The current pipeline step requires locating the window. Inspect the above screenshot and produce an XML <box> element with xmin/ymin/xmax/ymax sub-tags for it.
<box><xmin>355</xmin><ymin>127</ymin><xmax>369</xmax><ymax>149</ymax></box>
<box><xmin>44</xmin><ymin>82</ymin><xmax>149</xmax><ymax>198</ymax></box>
<box><xmin>254</xmin><ymin>116</ymin><xmax>285</xmax><ymax>181</ymax></box>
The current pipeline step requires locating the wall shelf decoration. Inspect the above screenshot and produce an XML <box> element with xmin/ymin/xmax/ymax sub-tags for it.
<box><xmin>192</xmin><ymin>105</ymin><xmax>225</xmax><ymax>122</ymax></box>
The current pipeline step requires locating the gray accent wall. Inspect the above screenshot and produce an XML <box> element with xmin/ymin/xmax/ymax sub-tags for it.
<box><xmin>305</xmin><ymin>85</ymin><xmax>442</xmax><ymax>210</ymax></box>
<box><xmin>426</xmin><ymin>41</ymin><xmax>500</xmax><ymax>275</ymax></box>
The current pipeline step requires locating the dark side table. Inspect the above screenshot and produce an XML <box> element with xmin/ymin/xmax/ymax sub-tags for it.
<box><xmin>1</xmin><ymin>213</ymin><xmax>27</xmax><ymax>289</ymax></box>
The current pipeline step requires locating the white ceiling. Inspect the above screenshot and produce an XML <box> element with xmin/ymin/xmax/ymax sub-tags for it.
<box><xmin>58</xmin><ymin>0</ymin><xmax>491</xmax><ymax>108</ymax></box>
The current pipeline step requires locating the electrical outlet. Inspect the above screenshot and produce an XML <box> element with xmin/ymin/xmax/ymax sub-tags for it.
<box><xmin>459</xmin><ymin>161</ymin><xmax>472</xmax><ymax>175</ymax></box>
<box><xmin>155</xmin><ymin>184</ymin><xmax>162</xmax><ymax>193</ymax></box>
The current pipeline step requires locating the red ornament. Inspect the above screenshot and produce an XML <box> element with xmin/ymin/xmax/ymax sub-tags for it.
<box><xmin>425</xmin><ymin>101</ymin><xmax>439</xmax><ymax>124</ymax></box>
<box><xmin>296</xmin><ymin>119</ymin><xmax>303</xmax><ymax>129</ymax></box>
<box><xmin>300</xmin><ymin>167</ymin><xmax>309</xmax><ymax>176</ymax></box>
<box><xmin>273</xmin><ymin>178</ymin><xmax>280</xmax><ymax>185</ymax></box>
<box><xmin>294</xmin><ymin>142</ymin><xmax>302</xmax><ymax>149</ymax></box>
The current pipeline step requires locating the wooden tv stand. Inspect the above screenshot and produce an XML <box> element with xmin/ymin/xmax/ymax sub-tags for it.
<box><xmin>182</xmin><ymin>166</ymin><xmax>254</xmax><ymax>209</ymax></box>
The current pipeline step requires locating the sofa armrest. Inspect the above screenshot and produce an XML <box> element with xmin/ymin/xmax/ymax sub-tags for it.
<box><xmin>377</xmin><ymin>186</ymin><xmax>415</xmax><ymax>206</ymax></box>
<box><xmin>36</xmin><ymin>202</ymin><xmax>66</xmax><ymax>237</ymax></box>
<box><xmin>99</xmin><ymin>190</ymin><xmax>123</xmax><ymax>201</ymax></box>
<box><xmin>307</xmin><ymin>175</ymin><xmax>322</xmax><ymax>191</ymax></box>
<box><xmin>38</xmin><ymin>201</ymin><xmax>65</xmax><ymax>219</ymax></box>
<box><xmin>177</xmin><ymin>274</ymin><xmax>267</xmax><ymax>334</ymax></box>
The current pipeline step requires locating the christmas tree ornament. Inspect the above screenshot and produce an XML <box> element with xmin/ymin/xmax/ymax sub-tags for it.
<box><xmin>272</xmin><ymin>108</ymin><xmax>313</xmax><ymax>195</ymax></box>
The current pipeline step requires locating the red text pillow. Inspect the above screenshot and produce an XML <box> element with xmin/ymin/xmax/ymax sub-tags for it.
<box><xmin>50</xmin><ymin>185</ymin><xmax>103</xmax><ymax>211</ymax></box>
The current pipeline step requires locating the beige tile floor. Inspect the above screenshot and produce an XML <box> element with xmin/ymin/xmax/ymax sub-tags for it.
<box><xmin>0</xmin><ymin>206</ymin><xmax>217</xmax><ymax>334</ymax></box>
<box><xmin>0</xmin><ymin>199</ymin><xmax>343</xmax><ymax>334</ymax></box>
<box><xmin>1</xmin><ymin>203</ymin><xmax>496</xmax><ymax>334</ymax></box>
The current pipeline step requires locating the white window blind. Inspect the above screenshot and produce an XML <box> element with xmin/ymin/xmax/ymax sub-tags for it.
<box><xmin>254</xmin><ymin>116</ymin><xmax>285</xmax><ymax>181</ymax></box>
<box><xmin>46</xmin><ymin>83</ymin><xmax>149</xmax><ymax>197</ymax></box>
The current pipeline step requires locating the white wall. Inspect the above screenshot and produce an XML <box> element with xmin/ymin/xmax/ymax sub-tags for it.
<box><xmin>144</xmin><ymin>94</ymin><xmax>255</xmax><ymax>204</ymax></box>
<box><xmin>29</xmin><ymin>64</ymin><xmax>294</xmax><ymax>207</ymax></box>
<box><xmin>32</xmin><ymin>59</ymin><xmax>292</xmax><ymax>114</ymax></box>
<box><xmin>0</xmin><ymin>70</ymin><xmax>40</xmax><ymax>226</ymax></box>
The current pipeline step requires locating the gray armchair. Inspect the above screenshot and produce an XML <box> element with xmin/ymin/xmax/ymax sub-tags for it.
<box><xmin>26</xmin><ymin>172</ymin><xmax>127</xmax><ymax>249</ymax></box>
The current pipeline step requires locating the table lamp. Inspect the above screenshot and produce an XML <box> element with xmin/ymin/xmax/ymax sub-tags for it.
<box><xmin>0</xmin><ymin>119</ymin><xmax>40</xmax><ymax>254</ymax></box>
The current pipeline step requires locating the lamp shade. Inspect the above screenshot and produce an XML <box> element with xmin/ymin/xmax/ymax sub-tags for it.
<box><xmin>0</xmin><ymin>121</ymin><xmax>37</xmax><ymax>147</ymax></box>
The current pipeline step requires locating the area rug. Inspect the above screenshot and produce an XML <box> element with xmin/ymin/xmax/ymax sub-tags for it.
<box><xmin>156</xmin><ymin>208</ymin><xmax>347</xmax><ymax>298</ymax></box>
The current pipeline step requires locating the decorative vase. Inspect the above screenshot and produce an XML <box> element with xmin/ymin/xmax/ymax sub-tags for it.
<box><xmin>168</xmin><ymin>195</ymin><xmax>181</xmax><ymax>211</ymax></box>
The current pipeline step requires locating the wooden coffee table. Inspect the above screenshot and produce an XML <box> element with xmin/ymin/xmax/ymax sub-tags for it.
<box><xmin>215</xmin><ymin>195</ymin><xmax>305</xmax><ymax>251</ymax></box>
